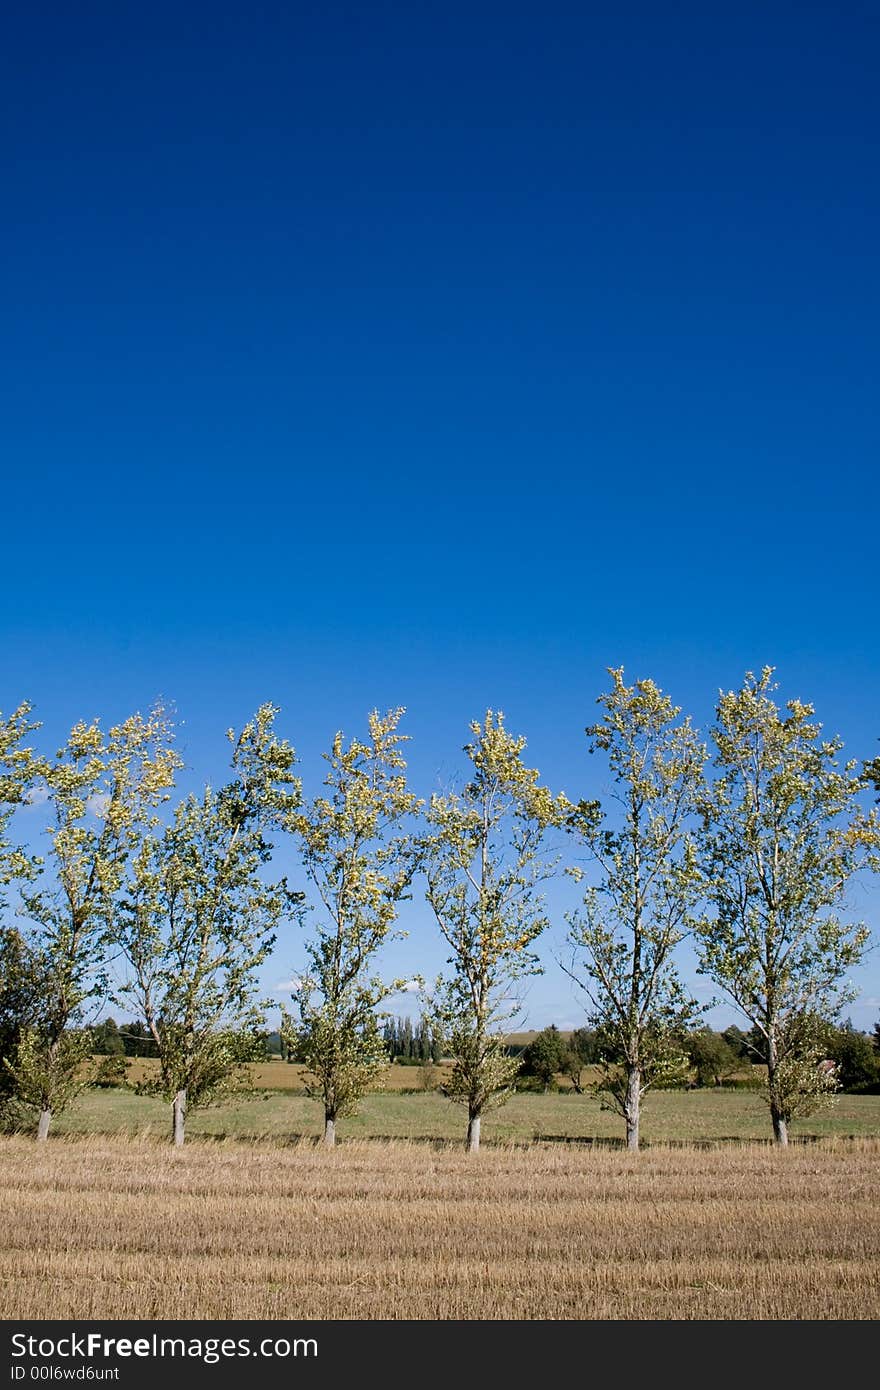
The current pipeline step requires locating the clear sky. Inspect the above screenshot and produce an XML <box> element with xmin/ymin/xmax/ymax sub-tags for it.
<box><xmin>2</xmin><ymin>2</ymin><xmax>878</xmax><ymax>1030</ymax></box>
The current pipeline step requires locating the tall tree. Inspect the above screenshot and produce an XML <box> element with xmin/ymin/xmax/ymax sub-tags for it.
<box><xmin>283</xmin><ymin>708</ymin><xmax>420</xmax><ymax>1147</ymax></box>
<box><xmin>8</xmin><ymin>708</ymin><xmax>180</xmax><ymax>1139</ymax></box>
<box><xmin>563</xmin><ymin>669</ymin><xmax>705</xmax><ymax>1150</ymax></box>
<box><xmin>695</xmin><ymin>669</ymin><xmax>880</xmax><ymax>1144</ymax></box>
<box><xmin>423</xmin><ymin>711</ymin><xmax>567</xmax><ymax>1151</ymax></box>
<box><xmin>115</xmin><ymin>705</ymin><xmax>300</xmax><ymax>1145</ymax></box>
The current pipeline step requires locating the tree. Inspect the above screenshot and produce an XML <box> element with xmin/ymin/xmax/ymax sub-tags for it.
<box><xmin>561</xmin><ymin>1026</ymin><xmax>600</xmax><ymax>1094</ymax></box>
<box><xmin>118</xmin><ymin>1020</ymin><xmax>159</xmax><ymax>1058</ymax></box>
<box><xmin>694</xmin><ymin>669</ymin><xmax>880</xmax><ymax>1144</ymax></box>
<box><xmin>563</xmin><ymin>670</ymin><xmax>705</xmax><ymax>1150</ymax></box>
<box><xmin>396</xmin><ymin>1015</ymin><xmax>415</xmax><ymax>1060</ymax></box>
<box><xmin>422</xmin><ymin>711</ymin><xmax>568</xmax><ymax>1151</ymax></box>
<box><xmin>825</xmin><ymin>1021</ymin><xmax>879</xmax><ymax>1093</ymax></box>
<box><xmin>283</xmin><ymin>709</ymin><xmax>420</xmax><ymax>1147</ymax></box>
<box><xmin>91</xmin><ymin>1017</ymin><xmax>125</xmax><ymax>1055</ymax></box>
<box><xmin>687</xmin><ymin>1027</ymin><xmax>740</xmax><ymax>1087</ymax></box>
<box><xmin>115</xmin><ymin>705</ymin><xmax>300</xmax><ymax>1145</ymax></box>
<box><xmin>8</xmin><ymin>708</ymin><xmax>179</xmax><ymax>1139</ymax></box>
<box><xmin>519</xmin><ymin>1025</ymin><xmax>566</xmax><ymax>1091</ymax></box>
<box><xmin>720</xmin><ymin>1024</ymin><xmax>753</xmax><ymax>1062</ymax></box>
<box><xmin>415</xmin><ymin>1012</ymin><xmax>443</xmax><ymax>1064</ymax></box>
<box><xmin>382</xmin><ymin>1014</ymin><xmax>441</xmax><ymax>1062</ymax></box>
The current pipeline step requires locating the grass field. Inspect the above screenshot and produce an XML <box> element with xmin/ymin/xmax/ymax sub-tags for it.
<box><xmin>53</xmin><ymin>1081</ymin><xmax>880</xmax><ymax>1145</ymax></box>
<box><xmin>1</xmin><ymin>1133</ymin><xmax>878</xmax><ymax>1319</ymax></box>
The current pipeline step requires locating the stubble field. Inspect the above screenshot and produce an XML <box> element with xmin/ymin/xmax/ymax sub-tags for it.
<box><xmin>1</xmin><ymin>1133</ymin><xmax>878</xmax><ymax>1320</ymax></box>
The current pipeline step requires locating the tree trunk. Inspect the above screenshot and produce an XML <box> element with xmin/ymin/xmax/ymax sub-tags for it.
<box><xmin>768</xmin><ymin>1071</ymin><xmax>789</xmax><ymax>1146</ymax></box>
<box><xmin>324</xmin><ymin>1112</ymin><xmax>336</xmax><ymax>1147</ymax></box>
<box><xmin>36</xmin><ymin>1108</ymin><xmax>52</xmax><ymax>1142</ymax></box>
<box><xmin>624</xmin><ymin>1064</ymin><xmax>640</xmax><ymax>1151</ymax></box>
<box><xmin>770</xmin><ymin>1101</ymin><xmax>789</xmax><ymax>1146</ymax></box>
<box><xmin>466</xmin><ymin>1112</ymin><xmax>481</xmax><ymax>1152</ymax></box>
<box><xmin>767</xmin><ymin>1035</ymin><xmax>788</xmax><ymax>1146</ymax></box>
<box><xmin>172</xmin><ymin>1089</ymin><xmax>186</xmax><ymax>1147</ymax></box>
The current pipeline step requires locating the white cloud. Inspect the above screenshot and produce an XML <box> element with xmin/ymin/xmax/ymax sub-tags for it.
<box><xmin>87</xmin><ymin>792</ymin><xmax>111</xmax><ymax>819</ymax></box>
<box><xmin>22</xmin><ymin>786</ymin><xmax>49</xmax><ymax>808</ymax></box>
<box><xmin>273</xmin><ymin>978</ymin><xmax>302</xmax><ymax>993</ymax></box>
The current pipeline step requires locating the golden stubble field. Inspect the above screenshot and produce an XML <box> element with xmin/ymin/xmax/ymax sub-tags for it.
<box><xmin>1</xmin><ymin>1134</ymin><xmax>878</xmax><ymax>1320</ymax></box>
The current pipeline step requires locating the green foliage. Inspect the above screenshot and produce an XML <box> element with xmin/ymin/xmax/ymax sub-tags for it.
<box><xmin>422</xmin><ymin>711</ymin><xmax>568</xmax><ymax>1141</ymax></box>
<box><xmin>563</xmin><ymin>670</ymin><xmax>705</xmax><ymax>1141</ymax></box>
<box><xmin>4</xmin><ymin>1024</ymin><xmax>95</xmax><ymax>1116</ymax></box>
<box><xmin>0</xmin><ymin>702</ymin><xmax>41</xmax><ymax>910</ymax></box>
<box><xmin>114</xmin><ymin>706</ymin><xmax>299</xmax><ymax>1121</ymax></box>
<box><xmin>284</xmin><ymin>1007</ymin><xmax>389</xmax><ymax>1121</ymax></box>
<box><xmin>91</xmin><ymin>1017</ymin><xmax>125</xmax><ymax>1055</ymax></box>
<box><xmin>417</xmin><ymin>1055</ymin><xmax>440</xmax><ymax>1092</ymax></box>
<box><xmin>93</xmin><ymin>1051</ymin><xmax>129</xmax><ymax>1087</ymax></box>
<box><xmin>11</xmin><ymin>707</ymin><xmax>180</xmax><ymax>1131</ymax></box>
<box><xmin>694</xmin><ymin>669</ymin><xmax>880</xmax><ymax>1138</ymax></box>
<box><xmin>560</xmin><ymin>1026</ymin><xmax>600</xmax><ymax>1093</ymax></box>
<box><xmin>758</xmin><ymin>1013</ymin><xmax>839</xmax><ymax>1122</ymax></box>
<box><xmin>117</xmin><ymin>1020</ymin><xmax>159</xmax><ymax>1057</ymax></box>
<box><xmin>720</xmin><ymin>1024</ymin><xmax>754</xmax><ymax>1062</ymax></box>
<box><xmin>591</xmin><ymin>1023</ymin><xmax>692</xmax><ymax>1106</ymax></box>
<box><xmin>687</xmin><ymin>1027</ymin><xmax>741</xmax><ymax>1087</ymax></box>
<box><xmin>519</xmin><ymin>1025</ymin><xmax>566</xmax><ymax>1091</ymax></box>
<box><xmin>134</xmin><ymin>1028</ymin><xmax>268</xmax><ymax>1108</ymax></box>
<box><xmin>824</xmin><ymin>1021</ymin><xmax>880</xmax><ymax>1093</ymax></box>
<box><xmin>382</xmin><ymin>1013</ymin><xmax>443</xmax><ymax>1062</ymax></box>
<box><xmin>284</xmin><ymin>709</ymin><xmax>421</xmax><ymax>1136</ymax></box>
<box><xmin>0</xmin><ymin>927</ymin><xmax>47</xmax><ymax>1103</ymax></box>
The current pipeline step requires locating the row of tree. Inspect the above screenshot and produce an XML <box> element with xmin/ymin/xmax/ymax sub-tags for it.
<box><xmin>83</xmin><ymin>1014</ymin><xmax>880</xmax><ymax>1093</ymax></box>
<box><xmin>382</xmin><ymin>1015</ymin><xmax>444</xmax><ymax>1064</ymax></box>
<box><xmin>49</xmin><ymin>1011</ymin><xmax>880</xmax><ymax>1103</ymax></box>
<box><xmin>1</xmin><ymin>668</ymin><xmax>878</xmax><ymax>1150</ymax></box>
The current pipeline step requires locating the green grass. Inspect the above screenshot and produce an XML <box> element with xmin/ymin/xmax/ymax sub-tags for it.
<box><xmin>50</xmin><ymin>1084</ymin><xmax>880</xmax><ymax>1147</ymax></box>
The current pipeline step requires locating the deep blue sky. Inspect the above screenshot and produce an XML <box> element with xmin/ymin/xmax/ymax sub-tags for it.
<box><xmin>2</xmin><ymin>2</ymin><xmax>879</xmax><ymax>1028</ymax></box>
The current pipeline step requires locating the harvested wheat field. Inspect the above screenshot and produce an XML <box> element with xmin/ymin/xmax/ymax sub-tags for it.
<box><xmin>1</xmin><ymin>1134</ymin><xmax>878</xmax><ymax>1320</ymax></box>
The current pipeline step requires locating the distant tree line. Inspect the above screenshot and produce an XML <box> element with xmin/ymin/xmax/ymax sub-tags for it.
<box><xmin>1</xmin><ymin>667</ymin><xmax>878</xmax><ymax>1149</ymax></box>
<box><xmin>517</xmin><ymin>1020</ymin><xmax>880</xmax><ymax>1095</ymax></box>
<box><xmin>382</xmin><ymin>1015</ymin><xmax>443</xmax><ymax>1064</ymax></box>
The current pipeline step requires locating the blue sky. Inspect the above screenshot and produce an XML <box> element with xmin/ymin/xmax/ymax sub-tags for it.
<box><xmin>2</xmin><ymin>2</ymin><xmax>879</xmax><ymax>1030</ymax></box>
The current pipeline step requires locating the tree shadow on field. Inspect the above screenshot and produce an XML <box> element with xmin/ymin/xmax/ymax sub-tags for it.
<box><xmin>180</xmin><ymin>1129</ymin><xmax>841</xmax><ymax>1150</ymax></box>
<box><xmin>532</xmin><ymin>1133</ymin><xmax>831</xmax><ymax>1149</ymax></box>
<box><xmin>185</xmin><ymin>1129</ymin><xmax>319</xmax><ymax>1146</ymax></box>
<box><xmin>187</xmin><ymin>1129</ymin><xmax>459</xmax><ymax>1151</ymax></box>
